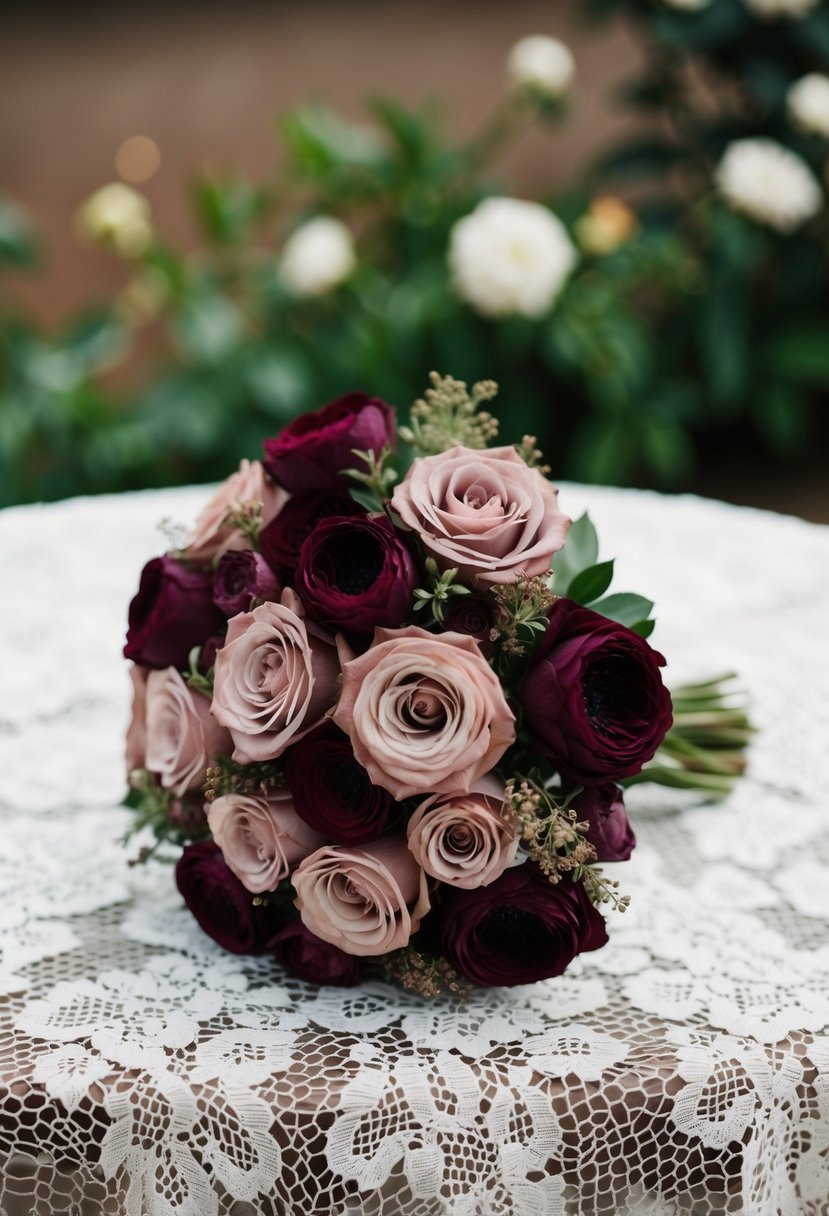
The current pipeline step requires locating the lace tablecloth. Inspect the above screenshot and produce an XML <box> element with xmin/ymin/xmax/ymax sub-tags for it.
<box><xmin>1</xmin><ymin>483</ymin><xmax>828</xmax><ymax>1216</ymax></box>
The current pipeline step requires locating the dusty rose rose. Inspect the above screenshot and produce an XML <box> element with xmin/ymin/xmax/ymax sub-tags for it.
<box><xmin>211</xmin><ymin>589</ymin><xmax>340</xmax><ymax>762</ymax></box>
<box><xmin>125</xmin><ymin>664</ymin><xmax>149</xmax><ymax>777</ymax></box>
<box><xmin>333</xmin><ymin>625</ymin><xmax>515</xmax><ymax>799</ymax></box>
<box><xmin>144</xmin><ymin>668</ymin><xmax>231</xmax><ymax>796</ymax></box>
<box><xmin>183</xmin><ymin>459</ymin><xmax>288</xmax><ymax>566</ymax></box>
<box><xmin>208</xmin><ymin>787</ymin><xmax>323</xmax><ymax>894</ymax></box>
<box><xmin>293</xmin><ymin>837</ymin><xmax>430</xmax><ymax>957</ymax></box>
<box><xmin>391</xmin><ymin>445</ymin><xmax>570</xmax><ymax>586</ymax></box>
<box><xmin>407</xmin><ymin>774</ymin><xmax>518</xmax><ymax>888</ymax></box>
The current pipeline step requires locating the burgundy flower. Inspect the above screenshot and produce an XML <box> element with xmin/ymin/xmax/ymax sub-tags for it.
<box><xmin>124</xmin><ymin>556</ymin><xmax>225</xmax><ymax>671</ymax></box>
<box><xmin>167</xmin><ymin>793</ymin><xmax>209</xmax><ymax>841</ymax></box>
<box><xmin>175</xmin><ymin>841</ymin><xmax>279</xmax><ymax>954</ymax></box>
<box><xmin>199</xmin><ymin>635</ymin><xmax>224</xmax><ymax>675</ymax></box>
<box><xmin>213</xmin><ymin>550</ymin><xmax>281</xmax><ymax>616</ymax></box>
<box><xmin>262</xmin><ymin>392</ymin><xmax>395</xmax><ymax>493</ymax></box>
<box><xmin>269</xmin><ymin>918</ymin><xmax>362</xmax><ymax>987</ymax></box>
<box><xmin>284</xmin><ymin>722</ymin><xmax>396</xmax><ymax>844</ymax></box>
<box><xmin>295</xmin><ymin>514</ymin><xmax>417</xmax><ymax>635</ymax></box>
<box><xmin>568</xmin><ymin>783</ymin><xmax>635</xmax><ymax>862</ymax></box>
<box><xmin>443</xmin><ymin>593</ymin><xmax>496</xmax><ymax>657</ymax></box>
<box><xmin>438</xmin><ymin>863</ymin><xmax>608</xmax><ymax>987</ymax></box>
<box><xmin>259</xmin><ymin>491</ymin><xmax>364</xmax><ymax>582</ymax></box>
<box><xmin>521</xmin><ymin>598</ymin><xmax>672</xmax><ymax>784</ymax></box>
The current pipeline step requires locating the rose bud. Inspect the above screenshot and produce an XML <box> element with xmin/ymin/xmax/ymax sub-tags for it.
<box><xmin>407</xmin><ymin>775</ymin><xmax>517</xmax><ymax>889</ymax></box>
<box><xmin>124</xmin><ymin>555</ymin><xmax>225</xmax><ymax>671</ymax></box>
<box><xmin>295</xmin><ymin>515</ymin><xmax>417</xmax><ymax>636</ymax></box>
<box><xmin>144</xmin><ymin>667</ymin><xmax>231</xmax><ymax>796</ymax></box>
<box><xmin>207</xmin><ymin>787</ymin><xmax>323</xmax><ymax>894</ymax></box>
<box><xmin>567</xmin><ymin>783</ymin><xmax>635</xmax><ymax>863</ymax></box>
<box><xmin>213</xmin><ymin>550</ymin><xmax>281</xmax><ymax>617</ymax></box>
<box><xmin>284</xmin><ymin>722</ymin><xmax>395</xmax><ymax>845</ymax></box>
<box><xmin>259</xmin><ymin>490</ymin><xmax>364</xmax><ymax>583</ymax></box>
<box><xmin>438</xmin><ymin>864</ymin><xmax>608</xmax><ymax>987</ymax></box>
<box><xmin>182</xmin><ymin>458</ymin><xmax>287</xmax><ymax>567</ymax></box>
<box><xmin>443</xmin><ymin>593</ymin><xmax>497</xmax><ymax>657</ymax></box>
<box><xmin>175</xmin><ymin>841</ymin><xmax>280</xmax><ymax>954</ymax></box>
<box><xmin>262</xmin><ymin>391</ymin><xmax>395</xmax><ymax>493</ymax></box>
<box><xmin>521</xmin><ymin>598</ymin><xmax>672</xmax><ymax>784</ymax></box>
<box><xmin>268</xmin><ymin>918</ymin><xmax>362</xmax><ymax>987</ymax></box>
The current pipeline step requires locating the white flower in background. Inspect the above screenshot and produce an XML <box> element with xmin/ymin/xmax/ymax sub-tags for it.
<box><xmin>660</xmin><ymin>0</ymin><xmax>712</xmax><ymax>10</ymax></box>
<box><xmin>279</xmin><ymin>216</ymin><xmax>356</xmax><ymax>297</ymax></box>
<box><xmin>788</xmin><ymin>74</ymin><xmax>829</xmax><ymax>138</ymax></box>
<box><xmin>743</xmin><ymin>0</ymin><xmax>818</xmax><ymax>18</ymax></box>
<box><xmin>507</xmin><ymin>35</ymin><xmax>575</xmax><ymax>100</ymax></box>
<box><xmin>449</xmin><ymin>197</ymin><xmax>577</xmax><ymax>318</ymax></box>
<box><xmin>714</xmin><ymin>138</ymin><xmax>822</xmax><ymax>233</ymax></box>
<box><xmin>76</xmin><ymin>182</ymin><xmax>152</xmax><ymax>257</ymax></box>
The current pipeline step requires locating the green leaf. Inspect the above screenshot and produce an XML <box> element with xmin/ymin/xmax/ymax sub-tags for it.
<box><xmin>590</xmin><ymin>592</ymin><xmax>654</xmax><ymax>626</ymax></box>
<box><xmin>172</xmin><ymin>292</ymin><xmax>243</xmax><ymax>364</ymax></box>
<box><xmin>630</xmin><ymin>619</ymin><xmax>655</xmax><ymax>639</ymax></box>
<box><xmin>348</xmin><ymin>487</ymin><xmax>381</xmax><ymax>512</ymax></box>
<box><xmin>551</xmin><ymin>512</ymin><xmax>599</xmax><ymax>595</ymax></box>
<box><xmin>193</xmin><ymin>177</ymin><xmax>264</xmax><ymax>247</ymax></box>
<box><xmin>767</xmin><ymin>327</ymin><xmax>829</xmax><ymax>387</ymax></box>
<box><xmin>567</xmin><ymin>560</ymin><xmax>615</xmax><ymax>605</ymax></box>
<box><xmin>0</xmin><ymin>196</ymin><xmax>39</xmax><ymax>269</ymax></box>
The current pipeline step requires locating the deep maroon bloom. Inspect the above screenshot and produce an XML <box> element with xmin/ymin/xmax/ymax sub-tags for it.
<box><xmin>167</xmin><ymin>793</ymin><xmax>210</xmax><ymax>841</ymax></box>
<box><xmin>259</xmin><ymin>491</ymin><xmax>363</xmax><ymax>582</ymax></box>
<box><xmin>124</xmin><ymin>556</ymin><xmax>225</xmax><ymax>671</ymax></box>
<box><xmin>199</xmin><ymin>635</ymin><xmax>224</xmax><ymax>675</ymax></box>
<box><xmin>567</xmin><ymin>783</ymin><xmax>635</xmax><ymax>863</ymax></box>
<box><xmin>438</xmin><ymin>863</ymin><xmax>608</xmax><ymax>987</ymax></box>
<box><xmin>213</xmin><ymin>550</ymin><xmax>281</xmax><ymax>616</ymax></box>
<box><xmin>175</xmin><ymin>841</ymin><xmax>278</xmax><ymax>954</ymax></box>
<box><xmin>269</xmin><ymin>918</ymin><xmax>362</xmax><ymax>987</ymax></box>
<box><xmin>443</xmin><ymin>593</ymin><xmax>496</xmax><ymax>657</ymax></box>
<box><xmin>521</xmin><ymin>598</ymin><xmax>672</xmax><ymax>784</ymax></box>
<box><xmin>262</xmin><ymin>392</ymin><xmax>395</xmax><ymax>493</ymax></box>
<box><xmin>284</xmin><ymin>722</ymin><xmax>396</xmax><ymax>844</ymax></box>
<box><xmin>295</xmin><ymin>514</ymin><xmax>417</xmax><ymax>635</ymax></box>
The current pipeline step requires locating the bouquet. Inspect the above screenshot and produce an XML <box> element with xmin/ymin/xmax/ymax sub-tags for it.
<box><xmin>124</xmin><ymin>374</ymin><xmax>750</xmax><ymax>994</ymax></box>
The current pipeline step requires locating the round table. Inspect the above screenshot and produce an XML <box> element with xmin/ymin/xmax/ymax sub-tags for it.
<box><xmin>1</xmin><ymin>484</ymin><xmax>828</xmax><ymax>1216</ymax></box>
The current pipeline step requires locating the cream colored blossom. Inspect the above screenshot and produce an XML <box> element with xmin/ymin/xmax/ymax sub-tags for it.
<box><xmin>715</xmin><ymin>138</ymin><xmax>822</xmax><ymax>233</ymax></box>
<box><xmin>507</xmin><ymin>35</ymin><xmax>574</xmax><ymax>99</ymax></box>
<box><xmin>744</xmin><ymin>0</ymin><xmax>818</xmax><ymax>17</ymax></box>
<box><xmin>76</xmin><ymin>183</ymin><xmax>152</xmax><ymax>258</ymax></box>
<box><xmin>788</xmin><ymin>74</ymin><xmax>829</xmax><ymax>138</ymax></box>
<box><xmin>279</xmin><ymin>216</ymin><xmax>356</xmax><ymax>296</ymax></box>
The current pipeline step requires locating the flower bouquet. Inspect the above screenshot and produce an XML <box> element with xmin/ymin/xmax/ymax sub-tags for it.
<box><xmin>124</xmin><ymin>375</ymin><xmax>750</xmax><ymax>994</ymax></box>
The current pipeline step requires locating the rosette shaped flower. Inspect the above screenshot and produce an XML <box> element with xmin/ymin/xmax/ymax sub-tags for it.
<box><xmin>262</xmin><ymin>392</ymin><xmax>395</xmax><ymax>493</ymax></box>
<box><xmin>183</xmin><ymin>459</ymin><xmax>287</xmax><ymax>566</ymax></box>
<box><xmin>124</xmin><ymin>555</ymin><xmax>225</xmax><ymax>670</ymax></box>
<box><xmin>260</xmin><ymin>490</ymin><xmax>364</xmax><ymax>582</ymax></box>
<box><xmin>284</xmin><ymin>722</ymin><xmax>396</xmax><ymax>844</ymax></box>
<box><xmin>334</xmin><ymin>625</ymin><xmax>516</xmax><ymax>799</ymax></box>
<box><xmin>211</xmin><ymin>589</ymin><xmax>340</xmax><ymax>762</ymax></box>
<box><xmin>268</xmin><ymin>919</ymin><xmax>362</xmax><ymax>987</ymax></box>
<box><xmin>293</xmin><ymin>837</ymin><xmax>430</xmax><ymax>957</ymax></box>
<box><xmin>144</xmin><ymin>668</ymin><xmax>231</xmax><ymax>796</ymax></box>
<box><xmin>568</xmin><ymin>783</ymin><xmax>635</xmax><ymax>863</ymax></box>
<box><xmin>438</xmin><ymin>864</ymin><xmax>608</xmax><ymax>987</ymax></box>
<box><xmin>213</xmin><ymin>550</ymin><xmax>281</xmax><ymax>616</ymax></box>
<box><xmin>407</xmin><ymin>775</ymin><xmax>517</xmax><ymax>889</ymax></box>
<box><xmin>176</xmin><ymin>842</ymin><xmax>280</xmax><ymax>954</ymax></box>
<box><xmin>521</xmin><ymin>598</ymin><xmax>672</xmax><ymax>784</ymax></box>
<box><xmin>295</xmin><ymin>514</ymin><xmax>417</xmax><ymax>635</ymax></box>
<box><xmin>391</xmin><ymin>445</ymin><xmax>570</xmax><ymax>587</ymax></box>
<box><xmin>207</xmin><ymin>787</ymin><xmax>323</xmax><ymax>893</ymax></box>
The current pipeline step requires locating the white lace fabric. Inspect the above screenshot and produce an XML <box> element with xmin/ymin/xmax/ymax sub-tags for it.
<box><xmin>1</xmin><ymin>484</ymin><xmax>828</xmax><ymax>1216</ymax></box>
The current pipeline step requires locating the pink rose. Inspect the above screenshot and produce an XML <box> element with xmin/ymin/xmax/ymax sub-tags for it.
<box><xmin>333</xmin><ymin>625</ymin><xmax>515</xmax><ymax>799</ymax></box>
<box><xmin>183</xmin><ymin>459</ymin><xmax>288</xmax><ymax>566</ymax></box>
<box><xmin>144</xmin><ymin>668</ymin><xmax>231</xmax><ymax>796</ymax></box>
<box><xmin>207</xmin><ymin>788</ymin><xmax>323</xmax><ymax>894</ymax></box>
<box><xmin>211</xmin><ymin>590</ymin><xmax>340</xmax><ymax>763</ymax></box>
<box><xmin>391</xmin><ymin>445</ymin><xmax>570</xmax><ymax>586</ymax></box>
<box><xmin>407</xmin><ymin>774</ymin><xmax>518</xmax><ymax>888</ymax></box>
<box><xmin>292</xmin><ymin>837</ymin><xmax>430</xmax><ymax>957</ymax></box>
<box><xmin>125</xmin><ymin>664</ymin><xmax>149</xmax><ymax>777</ymax></box>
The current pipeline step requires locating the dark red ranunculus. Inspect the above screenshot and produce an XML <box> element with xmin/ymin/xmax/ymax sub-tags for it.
<box><xmin>175</xmin><ymin>841</ymin><xmax>278</xmax><ymax>954</ymax></box>
<box><xmin>124</xmin><ymin>556</ymin><xmax>225</xmax><ymax>671</ymax></box>
<box><xmin>443</xmin><ymin>593</ymin><xmax>497</xmax><ymax>657</ymax></box>
<box><xmin>199</xmin><ymin>635</ymin><xmax>224</xmax><ymax>674</ymax></box>
<box><xmin>213</xmin><ymin>550</ymin><xmax>281</xmax><ymax>616</ymax></box>
<box><xmin>284</xmin><ymin>722</ymin><xmax>396</xmax><ymax>844</ymax></box>
<box><xmin>262</xmin><ymin>392</ymin><xmax>395</xmax><ymax>493</ymax></box>
<box><xmin>259</xmin><ymin>491</ymin><xmax>364</xmax><ymax>582</ymax></box>
<box><xmin>438</xmin><ymin>863</ymin><xmax>608</xmax><ymax>987</ymax></box>
<box><xmin>269</xmin><ymin>918</ymin><xmax>362</xmax><ymax>987</ymax></box>
<box><xmin>568</xmin><ymin>783</ymin><xmax>635</xmax><ymax>862</ymax></box>
<box><xmin>295</xmin><ymin>514</ymin><xmax>417</xmax><ymax>635</ymax></box>
<box><xmin>521</xmin><ymin>598</ymin><xmax>672</xmax><ymax>784</ymax></box>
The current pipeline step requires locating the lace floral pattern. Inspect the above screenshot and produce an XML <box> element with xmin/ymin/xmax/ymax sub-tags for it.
<box><xmin>1</xmin><ymin>485</ymin><xmax>828</xmax><ymax>1215</ymax></box>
